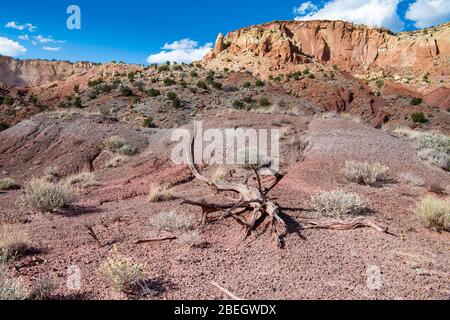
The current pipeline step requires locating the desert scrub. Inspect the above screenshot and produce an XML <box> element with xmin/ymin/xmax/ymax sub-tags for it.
<box><xmin>179</xmin><ymin>230</ymin><xmax>200</xmax><ymax>247</ymax></box>
<box><xmin>416</xmin><ymin>197</ymin><xmax>450</xmax><ymax>232</ymax></box>
<box><xmin>418</xmin><ymin>149</ymin><xmax>450</xmax><ymax>171</ymax></box>
<box><xmin>147</xmin><ymin>184</ymin><xmax>175</xmax><ymax>203</ymax></box>
<box><xmin>411</xmin><ymin>112</ymin><xmax>428</xmax><ymax>123</ymax></box>
<box><xmin>0</xmin><ymin>263</ymin><xmax>29</xmax><ymax>300</ymax></box>
<box><xmin>0</xmin><ymin>178</ymin><xmax>19</xmax><ymax>190</ymax></box>
<box><xmin>0</xmin><ymin>225</ymin><xmax>30</xmax><ymax>260</ymax></box>
<box><xmin>31</xmin><ymin>274</ymin><xmax>57</xmax><ymax>300</ymax></box>
<box><xmin>63</xmin><ymin>172</ymin><xmax>100</xmax><ymax>188</ymax></box>
<box><xmin>312</xmin><ymin>190</ymin><xmax>369</xmax><ymax>217</ymax></box>
<box><xmin>400</xmin><ymin>173</ymin><xmax>425</xmax><ymax>187</ymax></box>
<box><xmin>99</xmin><ymin>250</ymin><xmax>144</xmax><ymax>293</ymax></box>
<box><xmin>20</xmin><ymin>178</ymin><xmax>75</xmax><ymax>212</ymax></box>
<box><xmin>150</xmin><ymin>211</ymin><xmax>195</xmax><ymax>233</ymax></box>
<box><xmin>103</xmin><ymin>136</ymin><xmax>138</xmax><ymax>156</ymax></box>
<box><xmin>105</xmin><ymin>155</ymin><xmax>126</xmax><ymax>168</ymax></box>
<box><xmin>342</xmin><ymin>161</ymin><xmax>389</xmax><ymax>185</ymax></box>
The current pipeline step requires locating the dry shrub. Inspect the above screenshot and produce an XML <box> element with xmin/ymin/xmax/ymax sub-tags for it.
<box><xmin>105</xmin><ymin>155</ymin><xmax>126</xmax><ymax>168</ymax></box>
<box><xmin>150</xmin><ymin>211</ymin><xmax>195</xmax><ymax>232</ymax></box>
<box><xmin>147</xmin><ymin>184</ymin><xmax>175</xmax><ymax>203</ymax></box>
<box><xmin>179</xmin><ymin>230</ymin><xmax>200</xmax><ymax>247</ymax></box>
<box><xmin>0</xmin><ymin>225</ymin><xmax>30</xmax><ymax>259</ymax></box>
<box><xmin>416</xmin><ymin>197</ymin><xmax>450</xmax><ymax>232</ymax></box>
<box><xmin>418</xmin><ymin>149</ymin><xmax>450</xmax><ymax>171</ymax></box>
<box><xmin>20</xmin><ymin>178</ymin><xmax>76</xmax><ymax>212</ymax></box>
<box><xmin>342</xmin><ymin>161</ymin><xmax>389</xmax><ymax>185</ymax></box>
<box><xmin>0</xmin><ymin>178</ymin><xmax>19</xmax><ymax>191</ymax></box>
<box><xmin>0</xmin><ymin>263</ymin><xmax>29</xmax><ymax>300</ymax></box>
<box><xmin>64</xmin><ymin>172</ymin><xmax>100</xmax><ymax>188</ymax></box>
<box><xmin>400</xmin><ymin>173</ymin><xmax>425</xmax><ymax>187</ymax></box>
<box><xmin>31</xmin><ymin>274</ymin><xmax>57</xmax><ymax>300</ymax></box>
<box><xmin>312</xmin><ymin>190</ymin><xmax>370</xmax><ymax>217</ymax></box>
<box><xmin>99</xmin><ymin>249</ymin><xmax>144</xmax><ymax>292</ymax></box>
<box><xmin>104</xmin><ymin>136</ymin><xmax>137</xmax><ymax>156</ymax></box>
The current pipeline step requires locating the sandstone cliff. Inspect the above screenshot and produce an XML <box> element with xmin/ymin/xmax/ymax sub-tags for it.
<box><xmin>204</xmin><ymin>20</ymin><xmax>449</xmax><ymax>80</ymax></box>
<box><xmin>0</xmin><ymin>56</ymin><xmax>96</xmax><ymax>87</ymax></box>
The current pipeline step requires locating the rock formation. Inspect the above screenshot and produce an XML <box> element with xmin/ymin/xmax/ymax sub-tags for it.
<box><xmin>204</xmin><ymin>20</ymin><xmax>450</xmax><ymax>80</ymax></box>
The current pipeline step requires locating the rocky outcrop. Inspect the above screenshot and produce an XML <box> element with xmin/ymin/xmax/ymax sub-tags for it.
<box><xmin>0</xmin><ymin>56</ymin><xmax>95</xmax><ymax>87</ymax></box>
<box><xmin>204</xmin><ymin>20</ymin><xmax>450</xmax><ymax>79</ymax></box>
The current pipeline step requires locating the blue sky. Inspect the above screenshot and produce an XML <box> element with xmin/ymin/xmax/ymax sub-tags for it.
<box><xmin>1</xmin><ymin>0</ymin><xmax>449</xmax><ymax>64</ymax></box>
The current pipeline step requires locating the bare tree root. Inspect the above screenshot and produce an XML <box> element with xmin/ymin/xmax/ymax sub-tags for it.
<box><xmin>182</xmin><ymin>124</ymin><xmax>289</xmax><ymax>247</ymax></box>
<box><xmin>300</xmin><ymin>217</ymin><xmax>390</xmax><ymax>233</ymax></box>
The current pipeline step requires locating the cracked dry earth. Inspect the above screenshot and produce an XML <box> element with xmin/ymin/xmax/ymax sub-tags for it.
<box><xmin>0</xmin><ymin>111</ymin><xmax>449</xmax><ymax>300</ymax></box>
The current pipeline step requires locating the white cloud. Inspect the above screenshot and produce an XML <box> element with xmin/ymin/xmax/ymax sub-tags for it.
<box><xmin>293</xmin><ymin>1</ymin><xmax>318</xmax><ymax>15</ymax></box>
<box><xmin>147</xmin><ymin>38</ymin><xmax>212</xmax><ymax>64</ymax></box>
<box><xmin>18</xmin><ymin>34</ymin><xmax>29</xmax><ymax>41</ymax></box>
<box><xmin>5</xmin><ymin>21</ymin><xmax>37</xmax><ymax>32</ymax></box>
<box><xmin>34</xmin><ymin>35</ymin><xmax>65</xmax><ymax>44</ymax></box>
<box><xmin>406</xmin><ymin>0</ymin><xmax>450</xmax><ymax>28</ymax></box>
<box><xmin>0</xmin><ymin>36</ymin><xmax>27</xmax><ymax>56</ymax></box>
<box><xmin>43</xmin><ymin>46</ymin><xmax>61</xmax><ymax>52</ymax></box>
<box><xmin>294</xmin><ymin>0</ymin><xmax>404</xmax><ymax>32</ymax></box>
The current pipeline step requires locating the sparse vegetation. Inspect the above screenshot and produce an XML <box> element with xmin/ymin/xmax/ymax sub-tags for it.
<box><xmin>142</xmin><ymin>117</ymin><xmax>154</xmax><ymax>128</ymax></box>
<box><xmin>411</xmin><ymin>112</ymin><xmax>428</xmax><ymax>123</ymax></box>
<box><xmin>0</xmin><ymin>178</ymin><xmax>19</xmax><ymax>191</ymax></box>
<box><xmin>63</xmin><ymin>172</ymin><xmax>99</xmax><ymax>188</ymax></box>
<box><xmin>342</xmin><ymin>161</ymin><xmax>389</xmax><ymax>185</ymax></box>
<box><xmin>416</xmin><ymin>196</ymin><xmax>450</xmax><ymax>232</ymax></box>
<box><xmin>147</xmin><ymin>88</ymin><xmax>160</xmax><ymax>97</ymax></box>
<box><xmin>1</xmin><ymin>95</ymin><xmax>14</xmax><ymax>105</ymax></box>
<box><xmin>255</xmin><ymin>79</ymin><xmax>265</xmax><ymax>87</ymax></box>
<box><xmin>104</xmin><ymin>136</ymin><xmax>138</xmax><ymax>156</ymax></box>
<box><xmin>400</xmin><ymin>173</ymin><xmax>425</xmax><ymax>187</ymax></box>
<box><xmin>0</xmin><ymin>225</ymin><xmax>30</xmax><ymax>260</ymax></box>
<box><xmin>197</xmin><ymin>80</ymin><xmax>208</xmax><ymax>90</ymax></box>
<box><xmin>163</xmin><ymin>77</ymin><xmax>176</xmax><ymax>86</ymax></box>
<box><xmin>120</xmin><ymin>86</ymin><xmax>133</xmax><ymax>97</ymax></box>
<box><xmin>150</xmin><ymin>211</ymin><xmax>195</xmax><ymax>233</ymax></box>
<box><xmin>0</xmin><ymin>263</ymin><xmax>29</xmax><ymax>300</ymax></box>
<box><xmin>410</xmin><ymin>97</ymin><xmax>423</xmax><ymax>106</ymax></box>
<box><xmin>31</xmin><ymin>274</ymin><xmax>57</xmax><ymax>300</ymax></box>
<box><xmin>21</xmin><ymin>178</ymin><xmax>76</xmax><ymax>212</ymax></box>
<box><xmin>0</xmin><ymin>122</ymin><xmax>9</xmax><ymax>131</ymax></box>
<box><xmin>105</xmin><ymin>155</ymin><xmax>126</xmax><ymax>168</ymax></box>
<box><xmin>99</xmin><ymin>249</ymin><xmax>144</xmax><ymax>293</ymax></box>
<box><xmin>258</xmin><ymin>97</ymin><xmax>271</xmax><ymax>107</ymax></box>
<box><xmin>312</xmin><ymin>190</ymin><xmax>369</xmax><ymax>217</ymax></box>
<box><xmin>147</xmin><ymin>184</ymin><xmax>175</xmax><ymax>203</ymax></box>
<box><xmin>233</xmin><ymin>100</ymin><xmax>245</xmax><ymax>109</ymax></box>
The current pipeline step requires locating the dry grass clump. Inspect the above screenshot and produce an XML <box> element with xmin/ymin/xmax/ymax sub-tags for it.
<box><xmin>394</xmin><ymin>128</ymin><xmax>450</xmax><ymax>171</ymax></box>
<box><xmin>342</xmin><ymin>161</ymin><xmax>389</xmax><ymax>185</ymax></box>
<box><xmin>63</xmin><ymin>172</ymin><xmax>100</xmax><ymax>188</ymax></box>
<box><xmin>99</xmin><ymin>250</ymin><xmax>144</xmax><ymax>293</ymax></box>
<box><xmin>0</xmin><ymin>263</ymin><xmax>29</xmax><ymax>300</ymax></box>
<box><xmin>179</xmin><ymin>230</ymin><xmax>200</xmax><ymax>247</ymax></box>
<box><xmin>103</xmin><ymin>136</ymin><xmax>138</xmax><ymax>156</ymax></box>
<box><xmin>147</xmin><ymin>184</ymin><xmax>175</xmax><ymax>203</ymax></box>
<box><xmin>20</xmin><ymin>178</ymin><xmax>76</xmax><ymax>212</ymax></box>
<box><xmin>150</xmin><ymin>211</ymin><xmax>195</xmax><ymax>232</ymax></box>
<box><xmin>400</xmin><ymin>173</ymin><xmax>425</xmax><ymax>187</ymax></box>
<box><xmin>418</xmin><ymin>149</ymin><xmax>450</xmax><ymax>171</ymax></box>
<box><xmin>0</xmin><ymin>225</ymin><xmax>30</xmax><ymax>260</ymax></box>
<box><xmin>31</xmin><ymin>274</ymin><xmax>57</xmax><ymax>300</ymax></box>
<box><xmin>312</xmin><ymin>190</ymin><xmax>370</xmax><ymax>217</ymax></box>
<box><xmin>416</xmin><ymin>197</ymin><xmax>450</xmax><ymax>232</ymax></box>
<box><xmin>105</xmin><ymin>155</ymin><xmax>126</xmax><ymax>168</ymax></box>
<box><xmin>0</xmin><ymin>178</ymin><xmax>19</xmax><ymax>191</ymax></box>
